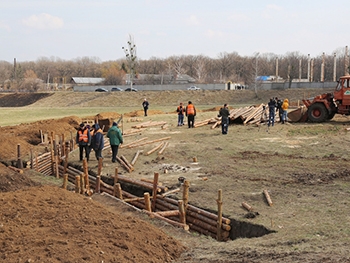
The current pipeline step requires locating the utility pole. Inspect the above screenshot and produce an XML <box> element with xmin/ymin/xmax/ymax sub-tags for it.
<box><xmin>122</xmin><ymin>35</ymin><xmax>137</xmax><ymax>89</ymax></box>
<box><xmin>307</xmin><ymin>54</ymin><xmax>310</xmax><ymax>82</ymax></box>
<box><xmin>333</xmin><ymin>53</ymin><xmax>337</xmax><ymax>82</ymax></box>
<box><xmin>254</xmin><ymin>53</ymin><xmax>259</xmax><ymax>96</ymax></box>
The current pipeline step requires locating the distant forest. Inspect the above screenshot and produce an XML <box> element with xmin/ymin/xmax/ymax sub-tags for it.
<box><xmin>1</xmin><ymin>47</ymin><xmax>349</xmax><ymax>91</ymax></box>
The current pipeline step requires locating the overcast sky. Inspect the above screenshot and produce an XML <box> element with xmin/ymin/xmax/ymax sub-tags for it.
<box><xmin>1</xmin><ymin>0</ymin><xmax>350</xmax><ymax>63</ymax></box>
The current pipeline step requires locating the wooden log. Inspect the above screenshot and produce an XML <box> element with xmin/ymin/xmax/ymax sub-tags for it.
<box><xmin>155</xmin><ymin>210</ymin><xmax>179</xmax><ymax>217</ymax></box>
<box><xmin>120</xmin><ymin>155</ymin><xmax>134</xmax><ymax>171</ymax></box>
<box><xmin>242</xmin><ymin>202</ymin><xmax>252</xmax><ymax>211</ymax></box>
<box><xmin>143</xmin><ymin>210</ymin><xmax>189</xmax><ymax>231</ymax></box>
<box><xmin>62</xmin><ymin>173</ymin><xmax>68</xmax><ymax>189</ymax></box>
<box><xmin>75</xmin><ymin>175</ymin><xmax>81</xmax><ymax>193</ymax></box>
<box><xmin>162</xmin><ymin>196</ymin><xmax>231</xmax><ymax>225</ymax></box>
<box><xmin>116</xmin><ymin>156</ymin><xmax>132</xmax><ymax>173</ymax></box>
<box><xmin>144</xmin><ymin>192</ymin><xmax>151</xmax><ymax>212</ymax></box>
<box><xmin>131</xmin><ymin>150</ymin><xmax>143</xmax><ymax>166</ymax></box>
<box><xmin>244</xmin><ymin>104</ymin><xmax>264</xmax><ymax>124</ymax></box>
<box><xmin>128</xmin><ymin>136</ymin><xmax>171</xmax><ymax>148</ymax></box>
<box><xmin>145</xmin><ymin>142</ymin><xmax>164</xmax><ymax>156</ymax></box>
<box><xmin>160</xmin><ymin>188</ymin><xmax>180</xmax><ymax>197</ymax></box>
<box><xmin>115</xmin><ymin>175</ymin><xmax>165</xmax><ymax>193</ymax></box>
<box><xmin>178</xmin><ymin>200</ymin><xmax>186</xmax><ymax>225</ymax></box>
<box><xmin>123</xmin><ymin>197</ymin><xmax>147</xmax><ymax>203</ymax></box>
<box><xmin>158</xmin><ymin>141</ymin><xmax>169</xmax><ymax>155</ymax></box>
<box><xmin>217</xmin><ymin>189</ymin><xmax>223</xmax><ymax>241</ymax></box>
<box><xmin>183</xmin><ymin>180</ymin><xmax>190</xmax><ymax>210</ymax></box>
<box><xmin>120</xmin><ymin>137</ymin><xmax>148</xmax><ymax>148</ymax></box>
<box><xmin>8</xmin><ymin>166</ymin><xmax>23</xmax><ymax>174</ymax></box>
<box><xmin>263</xmin><ymin>189</ymin><xmax>273</xmax><ymax>206</ymax></box>
<box><xmin>151</xmin><ymin>172</ymin><xmax>159</xmax><ymax>211</ymax></box>
<box><xmin>95</xmin><ymin>176</ymin><xmax>101</xmax><ymax>194</ymax></box>
<box><xmin>114</xmin><ymin>183</ymin><xmax>123</xmax><ymax>199</ymax></box>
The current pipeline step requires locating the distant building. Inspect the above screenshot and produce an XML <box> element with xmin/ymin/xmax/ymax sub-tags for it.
<box><xmin>70</xmin><ymin>77</ymin><xmax>105</xmax><ymax>86</ymax></box>
<box><xmin>124</xmin><ymin>74</ymin><xmax>196</xmax><ymax>85</ymax></box>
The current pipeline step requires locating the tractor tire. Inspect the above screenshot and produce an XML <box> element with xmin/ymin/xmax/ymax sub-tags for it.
<box><xmin>308</xmin><ymin>103</ymin><xmax>329</xmax><ymax>123</ymax></box>
<box><xmin>327</xmin><ymin>111</ymin><xmax>336</xmax><ymax>120</ymax></box>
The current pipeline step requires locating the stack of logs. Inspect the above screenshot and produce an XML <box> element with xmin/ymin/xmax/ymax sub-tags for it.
<box><xmin>28</xmin><ymin>135</ymin><xmax>231</xmax><ymax>241</ymax></box>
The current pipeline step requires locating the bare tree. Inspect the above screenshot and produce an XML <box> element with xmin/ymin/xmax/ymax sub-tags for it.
<box><xmin>122</xmin><ymin>35</ymin><xmax>137</xmax><ymax>89</ymax></box>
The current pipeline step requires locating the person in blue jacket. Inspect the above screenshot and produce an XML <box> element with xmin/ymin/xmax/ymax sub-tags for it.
<box><xmin>91</xmin><ymin>123</ymin><xmax>104</xmax><ymax>160</ymax></box>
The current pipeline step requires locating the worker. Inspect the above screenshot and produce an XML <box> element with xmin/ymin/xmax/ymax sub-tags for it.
<box><xmin>107</xmin><ymin>122</ymin><xmax>123</xmax><ymax>163</ymax></box>
<box><xmin>185</xmin><ymin>101</ymin><xmax>196</xmax><ymax>128</ymax></box>
<box><xmin>176</xmin><ymin>102</ymin><xmax>185</xmax><ymax>126</ymax></box>
<box><xmin>267</xmin><ymin>98</ymin><xmax>277</xmax><ymax>127</ymax></box>
<box><xmin>91</xmin><ymin>123</ymin><xmax>104</xmax><ymax>160</ymax></box>
<box><xmin>218</xmin><ymin>103</ymin><xmax>230</xmax><ymax>134</ymax></box>
<box><xmin>275</xmin><ymin>97</ymin><xmax>283</xmax><ymax>123</ymax></box>
<box><xmin>281</xmin><ymin>98</ymin><xmax>289</xmax><ymax>124</ymax></box>
<box><xmin>142</xmin><ymin>98</ymin><xmax>149</xmax><ymax>116</ymax></box>
<box><xmin>76</xmin><ymin>123</ymin><xmax>91</xmax><ymax>161</ymax></box>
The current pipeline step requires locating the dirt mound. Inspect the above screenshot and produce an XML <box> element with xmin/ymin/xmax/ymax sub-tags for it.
<box><xmin>0</xmin><ymin>116</ymin><xmax>81</xmax><ymax>162</ymax></box>
<box><xmin>0</xmin><ymin>166</ymin><xmax>185</xmax><ymax>262</ymax></box>
<box><xmin>0</xmin><ymin>92</ymin><xmax>53</xmax><ymax>107</ymax></box>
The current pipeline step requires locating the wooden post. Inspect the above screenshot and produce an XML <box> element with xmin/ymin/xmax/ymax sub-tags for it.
<box><xmin>114</xmin><ymin>183</ymin><xmax>123</xmax><ymax>199</ymax></box>
<box><xmin>97</xmin><ymin>157</ymin><xmax>103</xmax><ymax>176</ymax></box>
<box><xmin>95</xmin><ymin>176</ymin><xmax>101</xmax><ymax>194</ymax></box>
<box><xmin>35</xmin><ymin>151</ymin><xmax>39</xmax><ymax>172</ymax></box>
<box><xmin>151</xmin><ymin>172</ymin><xmax>159</xmax><ymax>211</ymax></box>
<box><xmin>40</xmin><ymin>130</ymin><xmax>43</xmax><ymax>143</ymax></box>
<box><xmin>114</xmin><ymin>167</ymin><xmax>118</xmax><ymax>184</ymax></box>
<box><xmin>263</xmin><ymin>189</ymin><xmax>273</xmax><ymax>206</ymax></box>
<box><xmin>62</xmin><ymin>173</ymin><xmax>68</xmax><ymax>189</ymax></box>
<box><xmin>178</xmin><ymin>200</ymin><xmax>186</xmax><ymax>225</ymax></box>
<box><xmin>217</xmin><ymin>189</ymin><xmax>223</xmax><ymax>241</ymax></box>
<box><xmin>62</xmin><ymin>133</ymin><xmax>65</xmax><ymax>158</ymax></box>
<box><xmin>83</xmin><ymin>158</ymin><xmax>90</xmax><ymax>192</ymax></box>
<box><xmin>75</xmin><ymin>175</ymin><xmax>81</xmax><ymax>193</ymax></box>
<box><xmin>144</xmin><ymin>192</ymin><xmax>151</xmax><ymax>212</ymax></box>
<box><xmin>17</xmin><ymin>144</ymin><xmax>23</xmax><ymax>169</ymax></box>
<box><xmin>50</xmin><ymin>133</ymin><xmax>54</xmax><ymax>175</ymax></box>
<box><xmin>80</xmin><ymin>172</ymin><xmax>85</xmax><ymax>194</ymax></box>
<box><xmin>183</xmin><ymin>180</ymin><xmax>190</xmax><ymax>211</ymax></box>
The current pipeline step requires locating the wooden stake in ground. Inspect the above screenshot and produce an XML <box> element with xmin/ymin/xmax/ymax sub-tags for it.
<box><xmin>97</xmin><ymin>157</ymin><xmax>103</xmax><ymax>176</ymax></box>
<box><xmin>183</xmin><ymin>180</ymin><xmax>190</xmax><ymax>211</ymax></box>
<box><xmin>144</xmin><ymin>192</ymin><xmax>151</xmax><ymax>212</ymax></box>
<box><xmin>62</xmin><ymin>173</ymin><xmax>68</xmax><ymax>189</ymax></box>
<box><xmin>151</xmin><ymin>172</ymin><xmax>159</xmax><ymax>211</ymax></box>
<box><xmin>217</xmin><ymin>189</ymin><xmax>223</xmax><ymax>241</ymax></box>
<box><xmin>17</xmin><ymin>144</ymin><xmax>23</xmax><ymax>169</ymax></box>
<box><xmin>178</xmin><ymin>200</ymin><xmax>186</xmax><ymax>225</ymax></box>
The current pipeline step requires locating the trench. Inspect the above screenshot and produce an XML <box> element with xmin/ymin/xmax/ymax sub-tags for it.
<box><xmin>90</xmin><ymin>169</ymin><xmax>276</xmax><ymax>241</ymax></box>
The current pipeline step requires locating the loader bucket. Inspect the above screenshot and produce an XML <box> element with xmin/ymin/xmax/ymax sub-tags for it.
<box><xmin>287</xmin><ymin>106</ymin><xmax>308</xmax><ymax>122</ymax></box>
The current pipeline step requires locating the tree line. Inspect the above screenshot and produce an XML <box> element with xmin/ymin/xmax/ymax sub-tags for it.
<box><xmin>0</xmin><ymin>47</ymin><xmax>349</xmax><ymax>92</ymax></box>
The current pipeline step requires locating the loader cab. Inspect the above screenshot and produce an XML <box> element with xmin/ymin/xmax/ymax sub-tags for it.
<box><xmin>334</xmin><ymin>76</ymin><xmax>350</xmax><ymax>110</ymax></box>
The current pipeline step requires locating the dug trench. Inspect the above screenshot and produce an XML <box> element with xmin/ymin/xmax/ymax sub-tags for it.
<box><xmin>70</xmin><ymin>162</ymin><xmax>277</xmax><ymax>241</ymax></box>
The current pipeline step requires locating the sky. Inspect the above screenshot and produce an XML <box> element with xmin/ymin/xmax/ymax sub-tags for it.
<box><xmin>1</xmin><ymin>0</ymin><xmax>350</xmax><ymax>63</ymax></box>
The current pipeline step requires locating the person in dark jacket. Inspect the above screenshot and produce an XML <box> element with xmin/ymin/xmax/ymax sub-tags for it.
<box><xmin>218</xmin><ymin>104</ymin><xmax>230</xmax><ymax>134</ymax></box>
<box><xmin>185</xmin><ymin>101</ymin><xmax>196</xmax><ymax>128</ymax></box>
<box><xmin>107</xmin><ymin>122</ymin><xmax>123</xmax><ymax>163</ymax></box>
<box><xmin>267</xmin><ymin>98</ymin><xmax>277</xmax><ymax>127</ymax></box>
<box><xmin>76</xmin><ymin>123</ymin><xmax>91</xmax><ymax>161</ymax></box>
<box><xmin>176</xmin><ymin>102</ymin><xmax>185</xmax><ymax>126</ymax></box>
<box><xmin>142</xmin><ymin>98</ymin><xmax>149</xmax><ymax>116</ymax></box>
<box><xmin>91</xmin><ymin>123</ymin><xmax>104</xmax><ymax>160</ymax></box>
<box><xmin>275</xmin><ymin>97</ymin><xmax>283</xmax><ymax>123</ymax></box>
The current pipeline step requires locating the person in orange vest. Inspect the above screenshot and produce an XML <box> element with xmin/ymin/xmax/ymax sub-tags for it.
<box><xmin>176</xmin><ymin>102</ymin><xmax>185</xmax><ymax>126</ymax></box>
<box><xmin>185</xmin><ymin>101</ymin><xmax>196</xmax><ymax>128</ymax></box>
<box><xmin>76</xmin><ymin>123</ymin><xmax>91</xmax><ymax>161</ymax></box>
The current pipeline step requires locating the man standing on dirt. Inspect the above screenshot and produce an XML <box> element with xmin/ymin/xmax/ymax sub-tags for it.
<box><xmin>218</xmin><ymin>103</ymin><xmax>230</xmax><ymax>134</ymax></box>
<box><xmin>267</xmin><ymin>98</ymin><xmax>277</xmax><ymax>127</ymax></box>
<box><xmin>107</xmin><ymin>122</ymin><xmax>123</xmax><ymax>163</ymax></box>
<box><xmin>76</xmin><ymin>123</ymin><xmax>91</xmax><ymax>161</ymax></box>
<box><xmin>281</xmin><ymin>98</ymin><xmax>289</xmax><ymax>124</ymax></box>
<box><xmin>176</xmin><ymin>102</ymin><xmax>185</xmax><ymax>126</ymax></box>
<box><xmin>275</xmin><ymin>97</ymin><xmax>283</xmax><ymax>123</ymax></box>
<box><xmin>142</xmin><ymin>98</ymin><xmax>149</xmax><ymax>116</ymax></box>
<box><xmin>185</xmin><ymin>101</ymin><xmax>196</xmax><ymax>128</ymax></box>
<box><xmin>91</xmin><ymin>123</ymin><xmax>104</xmax><ymax>160</ymax></box>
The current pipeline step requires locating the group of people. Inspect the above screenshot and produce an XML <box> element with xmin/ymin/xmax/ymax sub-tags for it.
<box><xmin>76</xmin><ymin>121</ymin><xmax>123</xmax><ymax>163</ymax></box>
<box><xmin>267</xmin><ymin>97</ymin><xmax>289</xmax><ymax>127</ymax></box>
<box><xmin>176</xmin><ymin>101</ymin><xmax>197</xmax><ymax>128</ymax></box>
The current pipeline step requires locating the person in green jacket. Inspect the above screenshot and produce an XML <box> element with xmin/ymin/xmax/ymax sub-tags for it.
<box><xmin>107</xmin><ymin>122</ymin><xmax>123</xmax><ymax>163</ymax></box>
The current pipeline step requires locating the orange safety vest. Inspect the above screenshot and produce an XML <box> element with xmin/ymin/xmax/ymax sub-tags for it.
<box><xmin>177</xmin><ymin>106</ymin><xmax>185</xmax><ymax>114</ymax></box>
<box><xmin>78</xmin><ymin>129</ymin><xmax>89</xmax><ymax>142</ymax></box>
<box><xmin>186</xmin><ymin>104</ymin><xmax>195</xmax><ymax>115</ymax></box>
